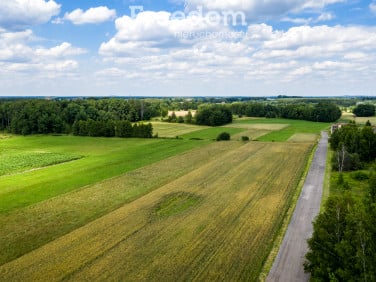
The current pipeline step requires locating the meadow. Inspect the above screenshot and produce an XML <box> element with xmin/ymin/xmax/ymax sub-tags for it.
<box><xmin>0</xmin><ymin>119</ymin><xmax>327</xmax><ymax>280</ymax></box>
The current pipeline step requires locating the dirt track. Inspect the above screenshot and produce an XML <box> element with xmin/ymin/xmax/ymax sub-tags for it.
<box><xmin>267</xmin><ymin>132</ymin><xmax>328</xmax><ymax>282</ymax></box>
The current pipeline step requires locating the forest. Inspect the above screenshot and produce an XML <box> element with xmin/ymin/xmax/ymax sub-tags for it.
<box><xmin>0</xmin><ymin>99</ymin><xmax>158</xmax><ymax>136</ymax></box>
<box><xmin>230</xmin><ymin>101</ymin><xmax>342</xmax><ymax>122</ymax></box>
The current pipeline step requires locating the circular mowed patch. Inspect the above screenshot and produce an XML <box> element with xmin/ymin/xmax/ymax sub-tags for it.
<box><xmin>152</xmin><ymin>192</ymin><xmax>202</xmax><ymax>220</ymax></box>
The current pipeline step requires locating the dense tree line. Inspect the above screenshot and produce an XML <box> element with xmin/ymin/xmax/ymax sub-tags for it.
<box><xmin>0</xmin><ymin>98</ymin><xmax>159</xmax><ymax>136</ymax></box>
<box><xmin>195</xmin><ymin>104</ymin><xmax>233</xmax><ymax>126</ymax></box>
<box><xmin>72</xmin><ymin>120</ymin><xmax>152</xmax><ymax>138</ymax></box>
<box><xmin>330</xmin><ymin>123</ymin><xmax>376</xmax><ymax>171</ymax></box>
<box><xmin>353</xmin><ymin>104</ymin><xmax>376</xmax><ymax>117</ymax></box>
<box><xmin>231</xmin><ymin>102</ymin><xmax>342</xmax><ymax>122</ymax></box>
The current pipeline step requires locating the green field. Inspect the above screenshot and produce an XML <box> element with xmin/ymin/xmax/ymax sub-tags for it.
<box><xmin>234</xmin><ymin>118</ymin><xmax>331</xmax><ymax>142</ymax></box>
<box><xmin>0</xmin><ymin>136</ymin><xmax>209</xmax><ymax>214</ymax></box>
<box><xmin>0</xmin><ymin>120</ymin><xmax>325</xmax><ymax>280</ymax></box>
<box><xmin>0</xmin><ymin>149</ymin><xmax>81</xmax><ymax>176</ymax></box>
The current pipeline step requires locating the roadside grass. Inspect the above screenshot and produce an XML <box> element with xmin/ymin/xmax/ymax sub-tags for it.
<box><xmin>0</xmin><ymin>136</ymin><xmax>210</xmax><ymax>214</ymax></box>
<box><xmin>151</xmin><ymin>122</ymin><xmax>208</xmax><ymax>138</ymax></box>
<box><xmin>321</xmin><ymin>149</ymin><xmax>333</xmax><ymax>211</ymax></box>
<box><xmin>234</xmin><ymin>118</ymin><xmax>331</xmax><ymax>142</ymax></box>
<box><xmin>0</xmin><ymin>142</ymin><xmax>312</xmax><ymax>281</ymax></box>
<box><xmin>180</xmin><ymin>127</ymin><xmax>246</xmax><ymax>140</ymax></box>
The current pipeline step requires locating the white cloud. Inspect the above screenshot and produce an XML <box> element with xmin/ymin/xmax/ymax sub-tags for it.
<box><xmin>0</xmin><ymin>0</ymin><xmax>60</xmax><ymax>30</ymax></box>
<box><xmin>281</xmin><ymin>12</ymin><xmax>334</xmax><ymax>25</ymax></box>
<box><xmin>0</xmin><ymin>29</ymin><xmax>85</xmax><ymax>76</ymax></box>
<box><xmin>370</xmin><ymin>3</ymin><xmax>376</xmax><ymax>14</ymax></box>
<box><xmin>317</xmin><ymin>12</ymin><xmax>334</xmax><ymax>22</ymax></box>
<box><xmin>98</xmin><ymin>14</ymin><xmax>376</xmax><ymax>89</ymax></box>
<box><xmin>99</xmin><ymin>11</ymin><xmax>224</xmax><ymax>57</ymax></box>
<box><xmin>63</xmin><ymin>6</ymin><xmax>116</xmax><ymax>25</ymax></box>
<box><xmin>35</xmin><ymin>42</ymin><xmax>86</xmax><ymax>58</ymax></box>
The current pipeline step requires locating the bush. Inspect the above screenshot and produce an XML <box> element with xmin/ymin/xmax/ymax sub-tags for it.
<box><xmin>353</xmin><ymin>104</ymin><xmax>375</xmax><ymax>117</ymax></box>
<box><xmin>350</xmin><ymin>171</ymin><xmax>369</xmax><ymax>181</ymax></box>
<box><xmin>241</xmin><ymin>136</ymin><xmax>250</xmax><ymax>141</ymax></box>
<box><xmin>216</xmin><ymin>132</ymin><xmax>231</xmax><ymax>141</ymax></box>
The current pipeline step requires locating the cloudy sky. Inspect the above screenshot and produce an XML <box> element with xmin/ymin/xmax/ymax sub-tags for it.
<box><xmin>1</xmin><ymin>0</ymin><xmax>376</xmax><ymax>97</ymax></box>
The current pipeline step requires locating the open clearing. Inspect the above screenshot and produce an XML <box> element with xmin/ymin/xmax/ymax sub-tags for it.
<box><xmin>341</xmin><ymin>112</ymin><xmax>376</xmax><ymax>124</ymax></box>
<box><xmin>234</xmin><ymin>118</ymin><xmax>331</xmax><ymax>142</ymax></box>
<box><xmin>0</xmin><ymin>141</ymin><xmax>312</xmax><ymax>281</ymax></box>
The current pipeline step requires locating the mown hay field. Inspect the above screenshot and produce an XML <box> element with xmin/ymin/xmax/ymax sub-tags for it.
<box><xmin>0</xmin><ymin>141</ymin><xmax>312</xmax><ymax>281</ymax></box>
<box><xmin>288</xmin><ymin>133</ymin><xmax>318</xmax><ymax>143</ymax></box>
<box><xmin>341</xmin><ymin>112</ymin><xmax>376</xmax><ymax>124</ymax></box>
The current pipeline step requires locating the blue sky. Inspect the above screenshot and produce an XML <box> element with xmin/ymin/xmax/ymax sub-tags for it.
<box><xmin>1</xmin><ymin>0</ymin><xmax>376</xmax><ymax>96</ymax></box>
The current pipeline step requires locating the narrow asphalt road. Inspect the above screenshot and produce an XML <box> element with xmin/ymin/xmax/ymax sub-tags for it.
<box><xmin>267</xmin><ymin>131</ymin><xmax>328</xmax><ymax>282</ymax></box>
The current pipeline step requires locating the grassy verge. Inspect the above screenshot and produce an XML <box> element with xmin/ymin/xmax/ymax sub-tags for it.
<box><xmin>321</xmin><ymin>148</ymin><xmax>333</xmax><ymax>211</ymax></box>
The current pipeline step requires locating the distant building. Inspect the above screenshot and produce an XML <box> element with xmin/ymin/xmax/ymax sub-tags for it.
<box><xmin>330</xmin><ymin>123</ymin><xmax>348</xmax><ymax>134</ymax></box>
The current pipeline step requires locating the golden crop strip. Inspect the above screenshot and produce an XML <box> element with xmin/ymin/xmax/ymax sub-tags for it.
<box><xmin>0</xmin><ymin>142</ymin><xmax>311</xmax><ymax>281</ymax></box>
